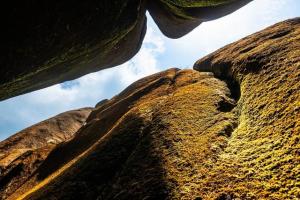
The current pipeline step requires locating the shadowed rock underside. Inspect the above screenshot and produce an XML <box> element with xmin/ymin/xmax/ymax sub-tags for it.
<box><xmin>0</xmin><ymin>0</ymin><xmax>252</xmax><ymax>101</ymax></box>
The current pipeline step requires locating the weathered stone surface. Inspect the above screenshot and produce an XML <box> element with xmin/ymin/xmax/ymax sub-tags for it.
<box><xmin>2</xmin><ymin>17</ymin><xmax>298</xmax><ymax>200</ymax></box>
<box><xmin>0</xmin><ymin>0</ymin><xmax>251</xmax><ymax>101</ymax></box>
<box><xmin>6</xmin><ymin>68</ymin><xmax>237</xmax><ymax>199</ymax></box>
<box><xmin>0</xmin><ymin>108</ymin><xmax>92</xmax><ymax>199</ymax></box>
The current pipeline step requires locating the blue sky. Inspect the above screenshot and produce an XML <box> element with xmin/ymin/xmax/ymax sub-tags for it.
<box><xmin>0</xmin><ymin>0</ymin><xmax>299</xmax><ymax>141</ymax></box>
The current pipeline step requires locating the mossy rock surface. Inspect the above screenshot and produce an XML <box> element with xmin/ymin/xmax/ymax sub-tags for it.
<box><xmin>194</xmin><ymin>18</ymin><xmax>300</xmax><ymax>199</ymax></box>
<box><xmin>7</xmin><ymin>68</ymin><xmax>238</xmax><ymax>200</ymax></box>
<box><xmin>2</xmin><ymin>19</ymin><xmax>299</xmax><ymax>199</ymax></box>
<box><xmin>1</xmin><ymin>16</ymin><xmax>299</xmax><ymax>200</ymax></box>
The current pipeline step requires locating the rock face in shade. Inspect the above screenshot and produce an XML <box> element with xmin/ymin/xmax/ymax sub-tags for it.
<box><xmin>0</xmin><ymin>0</ymin><xmax>252</xmax><ymax>101</ymax></box>
<box><xmin>0</xmin><ymin>108</ymin><xmax>92</xmax><ymax>199</ymax></box>
<box><xmin>1</xmin><ymin>18</ymin><xmax>299</xmax><ymax>200</ymax></box>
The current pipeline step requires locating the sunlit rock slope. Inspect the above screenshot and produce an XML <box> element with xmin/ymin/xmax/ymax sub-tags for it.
<box><xmin>10</xmin><ymin>68</ymin><xmax>238</xmax><ymax>200</ymax></box>
<box><xmin>1</xmin><ymin>18</ymin><xmax>299</xmax><ymax>200</ymax></box>
<box><xmin>194</xmin><ymin>17</ymin><xmax>300</xmax><ymax>199</ymax></box>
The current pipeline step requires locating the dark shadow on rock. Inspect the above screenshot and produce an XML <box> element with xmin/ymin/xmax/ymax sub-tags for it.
<box><xmin>34</xmin><ymin>73</ymin><xmax>177</xmax><ymax>182</ymax></box>
<box><xmin>30</xmin><ymin>113</ymin><xmax>170</xmax><ymax>200</ymax></box>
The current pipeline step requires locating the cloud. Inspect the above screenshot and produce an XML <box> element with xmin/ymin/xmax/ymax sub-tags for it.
<box><xmin>0</xmin><ymin>26</ymin><xmax>165</xmax><ymax>140</ymax></box>
<box><xmin>114</xmin><ymin>27</ymin><xmax>165</xmax><ymax>86</ymax></box>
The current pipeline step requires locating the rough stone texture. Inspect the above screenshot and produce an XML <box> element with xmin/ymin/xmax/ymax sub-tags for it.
<box><xmin>2</xmin><ymin>18</ymin><xmax>299</xmax><ymax>200</ymax></box>
<box><xmin>7</xmin><ymin>68</ymin><xmax>237</xmax><ymax>200</ymax></box>
<box><xmin>0</xmin><ymin>0</ymin><xmax>252</xmax><ymax>101</ymax></box>
<box><xmin>0</xmin><ymin>108</ymin><xmax>92</xmax><ymax>199</ymax></box>
<box><xmin>194</xmin><ymin>18</ymin><xmax>300</xmax><ymax>199</ymax></box>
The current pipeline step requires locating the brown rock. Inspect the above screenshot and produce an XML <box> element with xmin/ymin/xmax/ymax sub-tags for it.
<box><xmin>3</xmin><ymin>16</ymin><xmax>298</xmax><ymax>200</ymax></box>
<box><xmin>7</xmin><ymin>68</ymin><xmax>237</xmax><ymax>199</ymax></box>
<box><xmin>0</xmin><ymin>107</ymin><xmax>92</xmax><ymax>199</ymax></box>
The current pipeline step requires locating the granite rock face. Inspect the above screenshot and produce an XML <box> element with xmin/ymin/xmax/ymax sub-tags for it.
<box><xmin>0</xmin><ymin>108</ymin><xmax>92</xmax><ymax>199</ymax></box>
<box><xmin>1</xmin><ymin>18</ymin><xmax>299</xmax><ymax>200</ymax></box>
<box><xmin>0</xmin><ymin>0</ymin><xmax>252</xmax><ymax>101</ymax></box>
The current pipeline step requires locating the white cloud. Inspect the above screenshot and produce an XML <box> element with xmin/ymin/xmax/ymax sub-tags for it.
<box><xmin>114</xmin><ymin>27</ymin><xmax>164</xmax><ymax>86</ymax></box>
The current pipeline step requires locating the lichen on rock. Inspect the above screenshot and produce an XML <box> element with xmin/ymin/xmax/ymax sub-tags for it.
<box><xmin>194</xmin><ymin>17</ymin><xmax>300</xmax><ymax>199</ymax></box>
